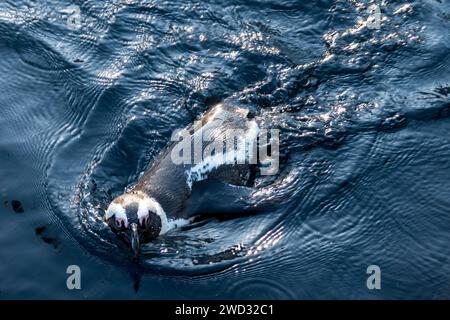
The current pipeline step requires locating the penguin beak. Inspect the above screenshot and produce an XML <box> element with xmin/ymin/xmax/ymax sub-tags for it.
<box><xmin>129</xmin><ymin>223</ymin><xmax>140</xmax><ymax>257</ymax></box>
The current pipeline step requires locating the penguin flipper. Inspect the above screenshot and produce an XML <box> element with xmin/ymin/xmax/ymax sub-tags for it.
<box><xmin>206</xmin><ymin>163</ymin><xmax>257</xmax><ymax>187</ymax></box>
<box><xmin>185</xmin><ymin>179</ymin><xmax>257</xmax><ymax>218</ymax></box>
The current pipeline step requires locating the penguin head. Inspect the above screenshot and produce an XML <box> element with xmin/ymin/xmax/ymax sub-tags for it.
<box><xmin>104</xmin><ymin>191</ymin><xmax>166</xmax><ymax>257</ymax></box>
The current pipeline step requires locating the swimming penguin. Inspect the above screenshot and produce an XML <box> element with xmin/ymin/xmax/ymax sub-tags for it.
<box><xmin>104</xmin><ymin>103</ymin><xmax>266</xmax><ymax>256</ymax></box>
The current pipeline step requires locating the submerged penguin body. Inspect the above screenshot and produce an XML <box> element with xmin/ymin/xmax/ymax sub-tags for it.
<box><xmin>104</xmin><ymin>103</ymin><xmax>260</xmax><ymax>255</ymax></box>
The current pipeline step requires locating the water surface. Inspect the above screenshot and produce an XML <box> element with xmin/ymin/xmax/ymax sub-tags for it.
<box><xmin>0</xmin><ymin>0</ymin><xmax>450</xmax><ymax>299</ymax></box>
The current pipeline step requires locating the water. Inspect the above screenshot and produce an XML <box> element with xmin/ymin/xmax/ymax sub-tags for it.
<box><xmin>0</xmin><ymin>0</ymin><xmax>450</xmax><ymax>299</ymax></box>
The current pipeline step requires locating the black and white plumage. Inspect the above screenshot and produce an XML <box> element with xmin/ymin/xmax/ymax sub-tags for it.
<box><xmin>104</xmin><ymin>103</ymin><xmax>260</xmax><ymax>256</ymax></box>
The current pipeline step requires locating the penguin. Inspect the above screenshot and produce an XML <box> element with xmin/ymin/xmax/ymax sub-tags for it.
<box><xmin>104</xmin><ymin>103</ymin><xmax>262</xmax><ymax>256</ymax></box>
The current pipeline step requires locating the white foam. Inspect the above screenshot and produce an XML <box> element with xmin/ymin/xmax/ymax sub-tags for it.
<box><xmin>167</xmin><ymin>217</ymin><xmax>194</xmax><ymax>231</ymax></box>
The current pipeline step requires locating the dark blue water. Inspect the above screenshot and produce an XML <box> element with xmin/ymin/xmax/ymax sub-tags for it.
<box><xmin>1</xmin><ymin>0</ymin><xmax>450</xmax><ymax>299</ymax></box>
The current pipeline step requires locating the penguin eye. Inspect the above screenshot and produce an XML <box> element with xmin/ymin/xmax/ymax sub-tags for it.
<box><xmin>139</xmin><ymin>215</ymin><xmax>147</xmax><ymax>228</ymax></box>
<box><xmin>111</xmin><ymin>217</ymin><xmax>126</xmax><ymax>230</ymax></box>
<box><xmin>137</xmin><ymin>211</ymin><xmax>152</xmax><ymax>228</ymax></box>
<box><xmin>146</xmin><ymin>213</ymin><xmax>161</xmax><ymax>229</ymax></box>
<box><xmin>145</xmin><ymin>216</ymin><xmax>152</xmax><ymax>228</ymax></box>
